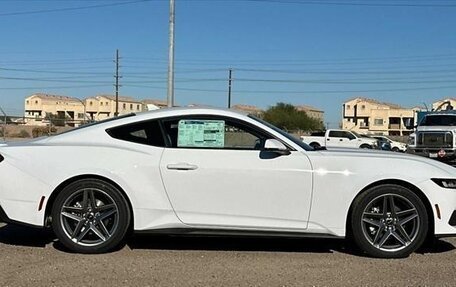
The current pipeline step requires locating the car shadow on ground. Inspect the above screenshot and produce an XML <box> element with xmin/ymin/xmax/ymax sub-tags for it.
<box><xmin>127</xmin><ymin>234</ymin><xmax>456</xmax><ymax>257</ymax></box>
<box><xmin>0</xmin><ymin>224</ymin><xmax>455</xmax><ymax>257</ymax></box>
<box><xmin>0</xmin><ymin>224</ymin><xmax>54</xmax><ymax>248</ymax></box>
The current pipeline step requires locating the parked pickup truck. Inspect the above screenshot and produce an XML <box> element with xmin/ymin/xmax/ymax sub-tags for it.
<box><xmin>301</xmin><ymin>129</ymin><xmax>379</xmax><ymax>149</ymax></box>
<box><xmin>407</xmin><ymin>111</ymin><xmax>456</xmax><ymax>162</ymax></box>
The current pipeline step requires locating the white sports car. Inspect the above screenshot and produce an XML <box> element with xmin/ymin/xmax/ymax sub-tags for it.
<box><xmin>0</xmin><ymin>107</ymin><xmax>456</xmax><ymax>258</ymax></box>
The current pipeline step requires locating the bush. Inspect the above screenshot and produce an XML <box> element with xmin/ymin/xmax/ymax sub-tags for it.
<box><xmin>18</xmin><ymin>129</ymin><xmax>31</xmax><ymax>138</ymax></box>
<box><xmin>262</xmin><ymin>103</ymin><xmax>324</xmax><ymax>131</ymax></box>
<box><xmin>32</xmin><ymin>126</ymin><xmax>56</xmax><ymax>138</ymax></box>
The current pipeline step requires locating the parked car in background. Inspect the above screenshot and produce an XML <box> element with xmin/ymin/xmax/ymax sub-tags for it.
<box><xmin>372</xmin><ymin>135</ymin><xmax>407</xmax><ymax>152</ymax></box>
<box><xmin>358</xmin><ymin>134</ymin><xmax>392</xmax><ymax>151</ymax></box>
<box><xmin>301</xmin><ymin>129</ymin><xmax>379</xmax><ymax>149</ymax></box>
<box><xmin>407</xmin><ymin>111</ymin><xmax>456</xmax><ymax>162</ymax></box>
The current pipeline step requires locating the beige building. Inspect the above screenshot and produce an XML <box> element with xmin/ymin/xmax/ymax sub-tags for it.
<box><xmin>295</xmin><ymin>105</ymin><xmax>324</xmax><ymax>122</ymax></box>
<box><xmin>231</xmin><ymin>104</ymin><xmax>263</xmax><ymax>116</ymax></box>
<box><xmin>25</xmin><ymin>93</ymin><xmax>85</xmax><ymax>126</ymax></box>
<box><xmin>84</xmin><ymin>95</ymin><xmax>143</xmax><ymax>121</ymax></box>
<box><xmin>342</xmin><ymin>97</ymin><xmax>417</xmax><ymax>136</ymax></box>
<box><xmin>142</xmin><ymin>99</ymin><xmax>168</xmax><ymax>111</ymax></box>
<box><xmin>432</xmin><ymin>98</ymin><xmax>456</xmax><ymax>111</ymax></box>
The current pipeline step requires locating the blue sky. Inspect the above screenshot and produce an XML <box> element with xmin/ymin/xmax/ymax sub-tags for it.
<box><xmin>1</xmin><ymin>0</ymin><xmax>456</xmax><ymax>126</ymax></box>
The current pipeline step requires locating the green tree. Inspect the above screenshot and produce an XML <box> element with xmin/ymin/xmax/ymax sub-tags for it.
<box><xmin>262</xmin><ymin>103</ymin><xmax>324</xmax><ymax>131</ymax></box>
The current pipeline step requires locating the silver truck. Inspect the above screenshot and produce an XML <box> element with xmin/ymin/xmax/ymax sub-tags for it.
<box><xmin>407</xmin><ymin>111</ymin><xmax>456</xmax><ymax>162</ymax></box>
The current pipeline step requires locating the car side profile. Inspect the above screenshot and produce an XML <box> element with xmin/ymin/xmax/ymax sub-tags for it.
<box><xmin>1</xmin><ymin>107</ymin><xmax>456</xmax><ymax>258</ymax></box>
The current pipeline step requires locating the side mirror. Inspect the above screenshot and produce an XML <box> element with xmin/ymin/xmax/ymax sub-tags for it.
<box><xmin>263</xmin><ymin>139</ymin><xmax>291</xmax><ymax>156</ymax></box>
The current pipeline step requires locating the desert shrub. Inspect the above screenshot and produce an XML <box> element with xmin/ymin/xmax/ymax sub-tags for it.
<box><xmin>18</xmin><ymin>129</ymin><xmax>31</xmax><ymax>138</ymax></box>
<box><xmin>32</xmin><ymin>127</ymin><xmax>56</xmax><ymax>138</ymax></box>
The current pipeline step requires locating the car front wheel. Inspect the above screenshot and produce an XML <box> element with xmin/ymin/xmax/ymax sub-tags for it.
<box><xmin>51</xmin><ymin>179</ymin><xmax>131</xmax><ymax>253</ymax></box>
<box><xmin>351</xmin><ymin>184</ymin><xmax>428</xmax><ymax>258</ymax></box>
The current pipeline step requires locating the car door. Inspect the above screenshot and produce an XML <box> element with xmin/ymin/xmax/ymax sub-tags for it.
<box><xmin>159</xmin><ymin>115</ymin><xmax>313</xmax><ymax>230</ymax></box>
<box><xmin>327</xmin><ymin>130</ymin><xmax>354</xmax><ymax>148</ymax></box>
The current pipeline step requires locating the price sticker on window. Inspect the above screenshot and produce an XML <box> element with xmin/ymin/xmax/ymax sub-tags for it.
<box><xmin>177</xmin><ymin>120</ymin><xmax>225</xmax><ymax>148</ymax></box>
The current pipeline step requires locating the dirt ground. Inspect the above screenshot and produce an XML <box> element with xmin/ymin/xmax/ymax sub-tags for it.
<box><xmin>0</xmin><ymin>223</ymin><xmax>456</xmax><ymax>286</ymax></box>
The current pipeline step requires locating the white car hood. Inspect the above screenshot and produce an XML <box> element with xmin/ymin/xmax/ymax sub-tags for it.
<box><xmin>315</xmin><ymin>147</ymin><xmax>456</xmax><ymax>176</ymax></box>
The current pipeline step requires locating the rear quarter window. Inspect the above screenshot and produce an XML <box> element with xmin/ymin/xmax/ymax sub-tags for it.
<box><xmin>106</xmin><ymin>120</ymin><xmax>165</xmax><ymax>147</ymax></box>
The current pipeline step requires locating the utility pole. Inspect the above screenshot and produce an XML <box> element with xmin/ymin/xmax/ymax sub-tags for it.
<box><xmin>167</xmin><ymin>0</ymin><xmax>175</xmax><ymax>108</ymax></box>
<box><xmin>227</xmin><ymin>68</ymin><xmax>233</xmax><ymax>108</ymax></box>
<box><xmin>114</xmin><ymin>49</ymin><xmax>120</xmax><ymax>116</ymax></box>
<box><xmin>0</xmin><ymin>106</ymin><xmax>6</xmax><ymax>141</ymax></box>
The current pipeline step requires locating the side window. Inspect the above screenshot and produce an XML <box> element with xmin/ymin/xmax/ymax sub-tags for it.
<box><xmin>107</xmin><ymin>120</ymin><xmax>165</xmax><ymax>147</ymax></box>
<box><xmin>344</xmin><ymin>132</ymin><xmax>356</xmax><ymax>140</ymax></box>
<box><xmin>162</xmin><ymin>117</ymin><xmax>267</xmax><ymax>150</ymax></box>
<box><xmin>329</xmin><ymin>131</ymin><xmax>343</xmax><ymax>138</ymax></box>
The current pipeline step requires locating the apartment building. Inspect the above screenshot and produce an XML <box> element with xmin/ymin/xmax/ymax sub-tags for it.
<box><xmin>231</xmin><ymin>104</ymin><xmax>264</xmax><ymax>116</ymax></box>
<box><xmin>142</xmin><ymin>99</ymin><xmax>168</xmax><ymax>111</ymax></box>
<box><xmin>25</xmin><ymin>93</ymin><xmax>85</xmax><ymax>126</ymax></box>
<box><xmin>342</xmin><ymin>97</ymin><xmax>418</xmax><ymax>136</ymax></box>
<box><xmin>84</xmin><ymin>95</ymin><xmax>143</xmax><ymax>121</ymax></box>
<box><xmin>295</xmin><ymin>105</ymin><xmax>324</xmax><ymax>122</ymax></box>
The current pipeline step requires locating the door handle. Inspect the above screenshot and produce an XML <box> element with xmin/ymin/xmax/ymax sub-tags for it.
<box><xmin>167</xmin><ymin>163</ymin><xmax>198</xmax><ymax>171</ymax></box>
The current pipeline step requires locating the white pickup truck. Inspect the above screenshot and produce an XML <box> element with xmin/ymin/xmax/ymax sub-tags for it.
<box><xmin>301</xmin><ymin>129</ymin><xmax>379</xmax><ymax>149</ymax></box>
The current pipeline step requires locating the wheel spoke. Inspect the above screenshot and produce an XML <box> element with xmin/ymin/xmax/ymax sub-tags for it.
<box><xmin>76</xmin><ymin>226</ymin><xmax>91</xmax><ymax>242</ymax></box>
<box><xmin>98</xmin><ymin>209</ymin><xmax>117</xmax><ymax>221</ymax></box>
<box><xmin>388</xmin><ymin>195</ymin><xmax>396</xmax><ymax>216</ymax></box>
<box><xmin>397</xmin><ymin>208</ymin><xmax>417</xmax><ymax>217</ymax></box>
<box><xmin>396</xmin><ymin>224</ymin><xmax>412</xmax><ymax>244</ymax></box>
<box><xmin>97</xmin><ymin>204</ymin><xmax>116</xmax><ymax>212</ymax></box>
<box><xmin>399</xmin><ymin>213</ymin><xmax>418</xmax><ymax>226</ymax></box>
<box><xmin>62</xmin><ymin>211</ymin><xmax>83</xmax><ymax>222</ymax></box>
<box><xmin>98</xmin><ymin>220</ymin><xmax>111</xmax><ymax>238</ymax></box>
<box><xmin>62</xmin><ymin>206</ymin><xmax>83</xmax><ymax>214</ymax></box>
<box><xmin>377</xmin><ymin>230</ymin><xmax>391</xmax><ymax>248</ymax></box>
<box><xmin>82</xmin><ymin>190</ymin><xmax>89</xmax><ymax>211</ymax></box>
<box><xmin>71</xmin><ymin>220</ymin><xmax>86</xmax><ymax>238</ymax></box>
<box><xmin>382</xmin><ymin>196</ymin><xmax>388</xmax><ymax>215</ymax></box>
<box><xmin>90</xmin><ymin>224</ymin><xmax>107</xmax><ymax>242</ymax></box>
<box><xmin>89</xmin><ymin>189</ymin><xmax>97</xmax><ymax>210</ymax></box>
<box><xmin>391</xmin><ymin>231</ymin><xmax>407</xmax><ymax>246</ymax></box>
<box><xmin>363</xmin><ymin>217</ymin><xmax>382</xmax><ymax>227</ymax></box>
<box><xmin>372</xmin><ymin>228</ymin><xmax>384</xmax><ymax>245</ymax></box>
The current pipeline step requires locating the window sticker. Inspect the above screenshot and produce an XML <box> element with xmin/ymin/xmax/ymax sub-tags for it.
<box><xmin>177</xmin><ymin>120</ymin><xmax>225</xmax><ymax>148</ymax></box>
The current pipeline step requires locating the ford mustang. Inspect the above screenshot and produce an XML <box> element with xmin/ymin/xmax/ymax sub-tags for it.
<box><xmin>1</xmin><ymin>107</ymin><xmax>456</xmax><ymax>258</ymax></box>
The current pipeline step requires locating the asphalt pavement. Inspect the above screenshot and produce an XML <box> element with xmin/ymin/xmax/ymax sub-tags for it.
<box><xmin>0</xmin><ymin>223</ymin><xmax>456</xmax><ymax>286</ymax></box>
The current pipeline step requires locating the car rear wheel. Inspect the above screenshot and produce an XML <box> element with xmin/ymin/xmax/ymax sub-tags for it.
<box><xmin>51</xmin><ymin>179</ymin><xmax>131</xmax><ymax>253</ymax></box>
<box><xmin>392</xmin><ymin>147</ymin><xmax>400</xmax><ymax>152</ymax></box>
<box><xmin>351</xmin><ymin>184</ymin><xmax>428</xmax><ymax>258</ymax></box>
<box><xmin>360</xmin><ymin>144</ymin><xmax>372</xmax><ymax>149</ymax></box>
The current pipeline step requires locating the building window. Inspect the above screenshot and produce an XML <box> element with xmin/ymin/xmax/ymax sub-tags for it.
<box><xmin>100</xmin><ymin>102</ymin><xmax>103</xmax><ymax>106</ymax></box>
<box><xmin>137</xmin><ymin>104</ymin><xmax>140</xmax><ymax>110</ymax></box>
<box><xmin>89</xmin><ymin>101</ymin><xmax>93</xmax><ymax>106</ymax></box>
<box><xmin>361</xmin><ymin>105</ymin><xmax>366</xmax><ymax>110</ymax></box>
<box><xmin>78</xmin><ymin>113</ymin><xmax>85</xmax><ymax>119</ymax></box>
<box><xmin>130</xmin><ymin>104</ymin><xmax>133</xmax><ymax>110</ymax></box>
<box><xmin>374</xmin><ymin>119</ymin><xmax>383</xmax><ymax>126</ymax></box>
<box><xmin>35</xmin><ymin>100</ymin><xmax>38</xmax><ymax>104</ymax></box>
<box><xmin>123</xmin><ymin>103</ymin><xmax>126</xmax><ymax>110</ymax></box>
<box><xmin>26</xmin><ymin>100</ymin><xmax>29</xmax><ymax>104</ymax></box>
<box><xmin>106</xmin><ymin>102</ymin><xmax>109</xmax><ymax>106</ymax></box>
<box><xmin>346</xmin><ymin>105</ymin><xmax>350</xmax><ymax>110</ymax></box>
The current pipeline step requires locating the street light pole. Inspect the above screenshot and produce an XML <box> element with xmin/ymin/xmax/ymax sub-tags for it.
<box><xmin>167</xmin><ymin>0</ymin><xmax>175</xmax><ymax>108</ymax></box>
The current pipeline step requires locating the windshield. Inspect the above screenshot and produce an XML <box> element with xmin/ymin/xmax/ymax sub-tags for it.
<box><xmin>351</xmin><ymin>131</ymin><xmax>363</xmax><ymax>138</ymax></box>
<box><xmin>248</xmin><ymin>115</ymin><xmax>313</xmax><ymax>151</ymax></box>
<box><xmin>420</xmin><ymin>114</ymin><xmax>456</xmax><ymax>126</ymax></box>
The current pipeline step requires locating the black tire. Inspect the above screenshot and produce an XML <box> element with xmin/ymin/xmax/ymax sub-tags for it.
<box><xmin>309</xmin><ymin>142</ymin><xmax>321</xmax><ymax>149</ymax></box>
<box><xmin>51</xmin><ymin>179</ymin><xmax>131</xmax><ymax>254</ymax></box>
<box><xmin>360</xmin><ymin>144</ymin><xmax>372</xmax><ymax>149</ymax></box>
<box><xmin>392</xmin><ymin>147</ymin><xmax>400</xmax><ymax>152</ymax></box>
<box><xmin>351</xmin><ymin>184</ymin><xmax>428</xmax><ymax>258</ymax></box>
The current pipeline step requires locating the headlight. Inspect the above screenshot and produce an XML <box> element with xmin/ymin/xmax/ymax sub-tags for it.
<box><xmin>408</xmin><ymin>135</ymin><xmax>415</xmax><ymax>145</ymax></box>
<box><xmin>432</xmin><ymin>178</ymin><xmax>456</xmax><ymax>189</ymax></box>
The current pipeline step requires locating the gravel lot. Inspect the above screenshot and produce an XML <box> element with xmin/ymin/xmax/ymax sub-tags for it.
<box><xmin>1</xmin><ymin>223</ymin><xmax>456</xmax><ymax>286</ymax></box>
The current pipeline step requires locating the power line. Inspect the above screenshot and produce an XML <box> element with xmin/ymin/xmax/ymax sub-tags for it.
<box><xmin>0</xmin><ymin>0</ymin><xmax>153</xmax><ymax>17</ymax></box>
